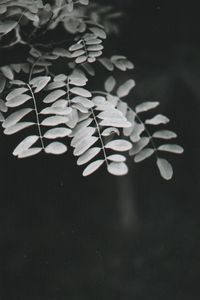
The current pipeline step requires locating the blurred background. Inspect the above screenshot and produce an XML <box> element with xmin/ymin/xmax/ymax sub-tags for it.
<box><xmin>0</xmin><ymin>0</ymin><xmax>200</xmax><ymax>299</ymax></box>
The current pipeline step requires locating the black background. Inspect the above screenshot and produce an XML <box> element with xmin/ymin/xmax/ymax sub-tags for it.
<box><xmin>0</xmin><ymin>1</ymin><xmax>200</xmax><ymax>299</ymax></box>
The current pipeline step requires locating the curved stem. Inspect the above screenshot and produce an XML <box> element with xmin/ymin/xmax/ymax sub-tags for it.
<box><xmin>27</xmin><ymin>84</ymin><xmax>44</xmax><ymax>149</ymax></box>
<box><xmin>134</xmin><ymin>111</ymin><xmax>158</xmax><ymax>158</ymax></box>
<box><xmin>91</xmin><ymin>108</ymin><xmax>108</xmax><ymax>167</ymax></box>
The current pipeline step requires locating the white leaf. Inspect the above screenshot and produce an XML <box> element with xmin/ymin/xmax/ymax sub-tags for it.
<box><xmin>158</xmin><ymin>144</ymin><xmax>184</xmax><ymax>154</ymax></box>
<box><xmin>83</xmin><ymin>159</ymin><xmax>104</xmax><ymax>176</ymax></box>
<box><xmin>6</xmin><ymin>94</ymin><xmax>31</xmax><ymax>107</ymax></box>
<box><xmin>105</xmin><ymin>139</ymin><xmax>132</xmax><ymax>151</ymax></box>
<box><xmin>13</xmin><ymin>135</ymin><xmax>39</xmax><ymax>156</ymax></box>
<box><xmin>75</xmin><ymin>56</ymin><xmax>87</xmax><ymax>64</ymax></box>
<box><xmin>71</xmin><ymin>96</ymin><xmax>94</xmax><ymax>108</ymax></box>
<box><xmin>35</xmin><ymin>77</ymin><xmax>51</xmax><ymax>93</ymax></box>
<box><xmin>92</xmin><ymin>96</ymin><xmax>106</xmax><ymax>105</ymax></box>
<box><xmin>145</xmin><ymin>114</ymin><xmax>169</xmax><ymax>125</ymax></box>
<box><xmin>123</xmin><ymin>109</ymin><xmax>136</xmax><ymax>136</ymax></box>
<box><xmin>40</xmin><ymin>107</ymin><xmax>71</xmax><ymax>115</ymax></box>
<box><xmin>45</xmin><ymin>81</ymin><xmax>66</xmax><ymax>90</ymax></box>
<box><xmin>4</xmin><ymin>122</ymin><xmax>34</xmax><ymax>135</ymax></box>
<box><xmin>18</xmin><ymin>147</ymin><xmax>42</xmax><ymax>158</ymax></box>
<box><xmin>43</xmin><ymin>89</ymin><xmax>66</xmax><ymax>103</ymax></box>
<box><xmin>66</xmin><ymin>109</ymin><xmax>79</xmax><ymax>128</ymax></box>
<box><xmin>73</xmin><ymin>136</ymin><xmax>98</xmax><ymax>156</ymax></box>
<box><xmin>72</xmin><ymin>103</ymin><xmax>88</xmax><ymax>113</ymax></box>
<box><xmin>0</xmin><ymin>99</ymin><xmax>8</xmax><ymax>112</ymax></box>
<box><xmin>69</xmin><ymin>43</ymin><xmax>84</xmax><ymax>51</ymax></box>
<box><xmin>71</xmin><ymin>126</ymin><xmax>95</xmax><ymax>147</ymax></box>
<box><xmin>2</xmin><ymin>108</ymin><xmax>32</xmax><ymax>128</ymax></box>
<box><xmin>129</xmin><ymin>137</ymin><xmax>150</xmax><ymax>156</ymax></box>
<box><xmin>156</xmin><ymin>158</ymin><xmax>173</xmax><ymax>180</ymax></box>
<box><xmin>71</xmin><ymin>49</ymin><xmax>85</xmax><ymax>58</ymax></box>
<box><xmin>89</xmin><ymin>27</ymin><xmax>106</xmax><ymax>39</ymax></box>
<box><xmin>135</xmin><ymin>101</ymin><xmax>160</xmax><ymax>113</ymax></box>
<box><xmin>117</xmin><ymin>101</ymin><xmax>128</xmax><ymax>116</ymax></box>
<box><xmin>43</xmin><ymin>127</ymin><xmax>71</xmax><ymax>139</ymax></box>
<box><xmin>30</xmin><ymin>76</ymin><xmax>51</xmax><ymax>92</ymax></box>
<box><xmin>117</xmin><ymin>79</ymin><xmax>135</xmax><ymax>98</ymax></box>
<box><xmin>41</xmin><ymin>116</ymin><xmax>68</xmax><ymax>126</ymax></box>
<box><xmin>69</xmin><ymin>118</ymin><xmax>93</xmax><ymax>137</ymax></box>
<box><xmin>98</xmin><ymin>58</ymin><xmax>114</xmax><ymax>71</ymax></box>
<box><xmin>130</xmin><ymin>122</ymin><xmax>145</xmax><ymax>142</ymax></box>
<box><xmin>153</xmin><ymin>130</ymin><xmax>177</xmax><ymax>139</ymax></box>
<box><xmin>107</xmin><ymin>162</ymin><xmax>128</xmax><ymax>176</ymax></box>
<box><xmin>107</xmin><ymin>154</ymin><xmax>126</xmax><ymax>162</ymax></box>
<box><xmin>134</xmin><ymin>148</ymin><xmax>154</xmax><ymax>163</ymax></box>
<box><xmin>77</xmin><ymin>147</ymin><xmax>101</xmax><ymax>165</ymax></box>
<box><xmin>105</xmin><ymin>76</ymin><xmax>116</xmax><ymax>93</ymax></box>
<box><xmin>51</xmin><ymin>99</ymin><xmax>68</xmax><ymax>108</ymax></box>
<box><xmin>6</xmin><ymin>88</ymin><xmax>28</xmax><ymax>101</ymax></box>
<box><xmin>1</xmin><ymin>66</ymin><xmax>14</xmax><ymax>80</ymax></box>
<box><xmin>45</xmin><ymin>142</ymin><xmax>67</xmax><ymax>155</ymax></box>
<box><xmin>70</xmin><ymin>87</ymin><xmax>91</xmax><ymax>98</ymax></box>
<box><xmin>100</xmin><ymin>119</ymin><xmax>131</xmax><ymax>128</ymax></box>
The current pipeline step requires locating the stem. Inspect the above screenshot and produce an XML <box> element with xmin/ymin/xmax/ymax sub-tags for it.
<box><xmin>134</xmin><ymin>111</ymin><xmax>158</xmax><ymax>158</ymax></box>
<box><xmin>27</xmin><ymin>84</ymin><xmax>44</xmax><ymax>149</ymax></box>
<box><xmin>92</xmin><ymin>91</ymin><xmax>108</xmax><ymax>96</ymax></box>
<box><xmin>91</xmin><ymin>108</ymin><xmax>108</xmax><ymax>167</ymax></box>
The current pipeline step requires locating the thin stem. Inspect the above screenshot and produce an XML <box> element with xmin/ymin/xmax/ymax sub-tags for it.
<box><xmin>27</xmin><ymin>84</ymin><xmax>44</xmax><ymax>149</ymax></box>
<box><xmin>91</xmin><ymin>108</ymin><xmax>108</xmax><ymax>167</ymax></box>
<box><xmin>134</xmin><ymin>111</ymin><xmax>158</xmax><ymax>158</ymax></box>
<box><xmin>92</xmin><ymin>91</ymin><xmax>108</xmax><ymax>96</ymax></box>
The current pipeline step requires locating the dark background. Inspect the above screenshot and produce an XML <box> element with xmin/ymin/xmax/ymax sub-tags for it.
<box><xmin>0</xmin><ymin>1</ymin><xmax>200</xmax><ymax>299</ymax></box>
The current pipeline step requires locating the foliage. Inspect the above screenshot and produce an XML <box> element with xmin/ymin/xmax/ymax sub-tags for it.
<box><xmin>0</xmin><ymin>0</ymin><xmax>183</xmax><ymax>179</ymax></box>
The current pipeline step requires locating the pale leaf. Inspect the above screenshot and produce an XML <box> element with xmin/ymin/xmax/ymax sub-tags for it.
<box><xmin>145</xmin><ymin>114</ymin><xmax>169</xmax><ymax>125</ymax></box>
<box><xmin>156</xmin><ymin>158</ymin><xmax>173</xmax><ymax>180</ymax></box>
<box><xmin>158</xmin><ymin>144</ymin><xmax>184</xmax><ymax>154</ymax></box>
<box><xmin>6</xmin><ymin>88</ymin><xmax>28</xmax><ymax>101</ymax></box>
<box><xmin>117</xmin><ymin>79</ymin><xmax>135</xmax><ymax>98</ymax></box>
<box><xmin>135</xmin><ymin>101</ymin><xmax>159</xmax><ymax>113</ymax></box>
<box><xmin>45</xmin><ymin>142</ymin><xmax>67</xmax><ymax>155</ymax></box>
<box><xmin>107</xmin><ymin>154</ymin><xmax>126</xmax><ymax>162</ymax></box>
<box><xmin>43</xmin><ymin>127</ymin><xmax>71</xmax><ymax>139</ymax></box>
<box><xmin>83</xmin><ymin>159</ymin><xmax>104</xmax><ymax>176</ymax></box>
<box><xmin>105</xmin><ymin>76</ymin><xmax>116</xmax><ymax>93</ymax></box>
<box><xmin>134</xmin><ymin>148</ymin><xmax>154</xmax><ymax>163</ymax></box>
<box><xmin>153</xmin><ymin>130</ymin><xmax>177</xmax><ymax>139</ymax></box>
<box><xmin>18</xmin><ymin>147</ymin><xmax>42</xmax><ymax>158</ymax></box>
<box><xmin>43</xmin><ymin>89</ymin><xmax>66</xmax><ymax>103</ymax></box>
<box><xmin>41</xmin><ymin>116</ymin><xmax>68</xmax><ymax>126</ymax></box>
<box><xmin>107</xmin><ymin>162</ymin><xmax>128</xmax><ymax>176</ymax></box>
<box><xmin>105</xmin><ymin>139</ymin><xmax>132</xmax><ymax>151</ymax></box>
<box><xmin>2</xmin><ymin>108</ymin><xmax>32</xmax><ymax>128</ymax></box>
<box><xmin>77</xmin><ymin>147</ymin><xmax>101</xmax><ymax>165</ymax></box>
<box><xmin>13</xmin><ymin>135</ymin><xmax>39</xmax><ymax>156</ymax></box>
<box><xmin>4</xmin><ymin>122</ymin><xmax>34</xmax><ymax>135</ymax></box>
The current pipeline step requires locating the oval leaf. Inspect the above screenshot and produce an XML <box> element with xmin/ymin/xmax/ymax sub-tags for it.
<box><xmin>156</xmin><ymin>158</ymin><xmax>173</xmax><ymax>180</ymax></box>
<box><xmin>134</xmin><ymin>148</ymin><xmax>154</xmax><ymax>163</ymax></box>
<box><xmin>158</xmin><ymin>144</ymin><xmax>184</xmax><ymax>154</ymax></box>
<box><xmin>77</xmin><ymin>147</ymin><xmax>101</xmax><ymax>165</ymax></box>
<box><xmin>107</xmin><ymin>162</ymin><xmax>128</xmax><ymax>176</ymax></box>
<box><xmin>45</xmin><ymin>142</ymin><xmax>67</xmax><ymax>155</ymax></box>
<box><xmin>13</xmin><ymin>135</ymin><xmax>39</xmax><ymax>156</ymax></box>
<box><xmin>83</xmin><ymin>159</ymin><xmax>104</xmax><ymax>176</ymax></box>
<box><xmin>105</xmin><ymin>139</ymin><xmax>132</xmax><ymax>152</ymax></box>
